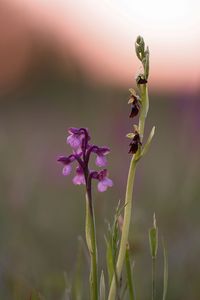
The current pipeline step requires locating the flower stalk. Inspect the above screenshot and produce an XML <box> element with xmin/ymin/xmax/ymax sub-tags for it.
<box><xmin>108</xmin><ymin>36</ymin><xmax>154</xmax><ymax>300</ymax></box>
<box><xmin>85</xmin><ymin>190</ymin><xmax>98</xmax><ymax>300</ymax></box>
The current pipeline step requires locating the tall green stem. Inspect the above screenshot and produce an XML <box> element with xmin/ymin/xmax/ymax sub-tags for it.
<box><xmin>108</xmin><ymin>157</ymin><xmax>136</xmax><ymax>300</ymax></box>
<box><xmin>152</xmin><ymin>257</ymin><xmax>156</xmax><ymax>300</ymax></box>
<box><xmin>85</xmin><ymin>192</ymin><xmax>98</xmax><ymax>300</ymax></box>
<box><xmin>138</xmin><ymin>84</ymin><xmax>149</xmax><ymax>141</ymax></box>
<box><xmin>108</xmin><ymin>84</ymin><xmax>148</xmax><ymax>300</ymax></box>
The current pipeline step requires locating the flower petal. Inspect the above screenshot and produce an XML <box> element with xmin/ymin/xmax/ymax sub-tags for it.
<box><xmin>103</xmin><ymin>177</ymin><xmax>113</xmax><ymax>187</ymax></box>
<box><xmin>62</xmin><ymin>164</ymin><xmax>72</xmax><ymax>176</ymax></box>
<box><xmin>97</xmin><ymin>146</ymin><xmax>110</xmax><ymax>155</ymax></box>
<box><xmin>95</xmin><ymin>155</ymin><xmax>107</xmax><ymax>167</ymax></box>
<box><xmin>97</xmin><ymin>181</ymin><xmax>108</xmax><ymax>192</ymax></box>
<box><xmin>67</xmin><ymin>134</ymin><xmax>81</xmax><ymax>149</ymax></box>
<box><xmin>57</xmin><ymin>154</ymin><xmax>75</xmax><ymax>164</ymax></box>
<box><xmin>68</xmin><ymin>127</ymin><xmax>80</xmax><ymax>134</ymax></box>
<box><xmin>73</xmin><ymin>174</ymin><xmax>86</xmax><ymax>185</ymax></box>
<box><xmin>73</xmin><ymin>147</ymin><xmax>83</xmax><ymax>155</ymax></box>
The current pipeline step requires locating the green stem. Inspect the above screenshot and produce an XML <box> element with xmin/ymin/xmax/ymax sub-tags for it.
<box><xmin>138</xmin><ymin>84</ymin><xmax>149</xmax><ymax>141</ymax></box>
<box><xmin>108</xmin><ymin>157</ymin><xmax>137</xmax><ymax>300</ymax></box>
<box><xmin>85</xmin><ymin>192</ymin><xmax>98</xmax><ymax>300</ymax></box>
<box><xmin>152</xmin><ymin>257</ymin><xmax>156</xmax><ymax>300</ymax></box>
<box><xmin>108</xmin><ymin>84</ymin><xmax>148</xmax><ymax>300</ymax></box>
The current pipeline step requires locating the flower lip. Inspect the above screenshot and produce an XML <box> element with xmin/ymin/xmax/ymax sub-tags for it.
<box><xmin>136</xmin><ymin>75</ymin><xmax>148</xmax><ymax>84</ymax></box>
<box><xmin>129</xmin><ymin>101</ymin><xmax>140</xmax><ymax>118</ymax></box>
<box><xmin>72</xmin><ymin>166</ymin><xmax>86</xmax><ymax>185</ymax></box>
<box><xmin>96</xmin><ymin>169</ymin><xmax>113</xmax><ymax>192</ymax></box>
<box><xmin>62</xmin><ymin>164</ymin><xmax>72</xmax><ymax>176</ymax></box>
<box><xmin>129</xmin><ymin>132</ymin><xmax>142</xmax><ymax>154</ymax></box>
<box><xmin>96</xmin><ymin>155</ymin><xmax>107</xmax><ymax>167</ymax></box>
<box><xmin>128</xmin><ymin>90</ymin><xmax>140</xmax><ymax>118</ymax></box>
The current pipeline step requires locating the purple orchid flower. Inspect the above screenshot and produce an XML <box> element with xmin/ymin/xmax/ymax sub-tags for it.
<box><xmin>87</xmin><ymin>145</ymin><xmax>110</xmax><ymax>167</ymax></box>
<box><xmin>73</xmin><ymin>166</ymin><xmax>86</xmax><ymax>185</ymax></box>
<box><xmin>66</xmin><ymin>127</ymin><xmax>90</xmax><ymax>151</ymax></box>
<box><xmin>57</xmin><ymin>127</ymin><xmax>113</xmax><ymax>193</ymax></box>
<box><xmin>96</xmin><ymin>169</ymin><xmax>113</xmax><ymax>192</ymax></box>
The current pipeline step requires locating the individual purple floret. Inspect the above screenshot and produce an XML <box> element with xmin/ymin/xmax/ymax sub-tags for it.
<box><xmin>96</xmin><ymin>169</ymin><xmax>113</xmax><ymax>192</ymax></box>
<box><xmin>66</xmin><ymin>127</ymin><xmax>90</xmax><ymax>152</ymax></box>
<box><xmin>57</xmin><ymin>127</ymin><xmax>113</xmax><ymax>193</ymax></box>
<box><xmin>62</xmin><ymin>164</ymin><xmax>72</xmax><ymax>176</ymax></box>
<box><xmin>88</xmin><ymin>146</ymin><xmax>110</xmax><ymax>167</ymax></box>
<box><xmin>73</xmin><ymin>167</ymin><xmax>86</xmax><ymax>185</ymax></box>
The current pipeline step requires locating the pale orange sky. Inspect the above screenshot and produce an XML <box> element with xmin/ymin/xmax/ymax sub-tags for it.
<box><xmin>5</xmin><ymin>0</ymin><xmax>200</xmax><ymax>91</ymax></box>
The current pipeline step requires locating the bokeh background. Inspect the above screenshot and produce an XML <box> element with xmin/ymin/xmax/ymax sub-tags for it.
<box><xmin>0</xmin><ymin>0</ymin><xmax>200</xmax><ymax>299</ymax></box>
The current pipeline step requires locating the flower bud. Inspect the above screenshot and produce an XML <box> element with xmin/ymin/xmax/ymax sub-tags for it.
<box><xmin>135</xmin><ymin>36</ymin><xmax>145</xmax><ymax>61</ymax></box>
<box><xmin>143</xmin><ymin>46</ymin><xmax>150</xmax><ymax>79</ymax></box>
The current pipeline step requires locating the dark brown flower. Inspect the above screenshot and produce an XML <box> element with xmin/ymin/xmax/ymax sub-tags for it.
<box><xmin>129</xmin><ymin>97</ymin><xmax>140</xmax><ymax>118</ymax></box>
<box><xmin>136</xmin><ymin>74</ymin><xmax>148</xmax><ymax>85</ymax></box>
<box><xmin>129</xmin><ymin>132</ymin><xmax>142</xmax><ymax>154</ymax></box>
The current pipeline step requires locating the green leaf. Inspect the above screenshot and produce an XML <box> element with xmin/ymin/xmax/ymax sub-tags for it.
<box><xmin>105</xmin><ymin>201</ymin><xmax>122</xmax><ymax>286</ymax></box>
<box><xmin>125</xmin><ymin>246</ymin><xmax>135</xmax><ymax>300</ymax></box>
<box><xmin>140</xmin><ymin>126</ymin><xmax>155</xmax><ymax>158</ymax></box>
<box><xmin>100</xmin><ymin>271</ymin><xmax>106</xmax><ymax>300</ymax></box>
<box><xmin>162</xmin><ymin>238</ymin><xmax>168</xmax><ymax>300</ymax></box>
<box><xmin>77</xmin><ymin>235</ymin><xmax>90</xmax><ymax>266</ymax></box>
<box><xmin>105</xmin><ymin>236</ymin><xmax>114</xmax><ymax>285</ymax></box>
<box><xmin>120</xmin><ymin>282</ymin><xmax>128</xmax><ymax>300</ymax></box>
<box><xmin>149</xmin><ymin>214</ymin><xmax>158</xmax><ymax>258</ymax></box>
<box><xmin>85</xmin><ymin>197</ymin><xmax>92</xmax><ymax>253</ymax></box>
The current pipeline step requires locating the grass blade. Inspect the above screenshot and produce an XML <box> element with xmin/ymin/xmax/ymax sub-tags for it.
<box><xmin>162</xmin><ymin>238</ymin><xmax>168</xmax><ymax>300</ymax></box>
<box><xmin>149</xmin><ymin>214</ymin><xmax>158</xmax><ymax>300</ymax></box>
<box><xmin>125</xmin><ymin>245</ymin><xmax>135</xmax><ymax>300</ymax></box>
<box><xmin>100</xmin><ymin>271</ymin><xmax>106</xmax><ymax>300</ymax></box>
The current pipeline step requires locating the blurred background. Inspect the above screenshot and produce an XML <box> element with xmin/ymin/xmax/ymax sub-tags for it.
<box><xmin>0</xmin><ymin>0</ymin><xmax>200</xmax><ymax>299</ymax></box>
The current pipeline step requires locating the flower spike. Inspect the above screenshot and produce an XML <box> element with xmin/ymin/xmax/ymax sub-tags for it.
<box><xmin>58</xmin><ymin>127</ymin><xmax>113</xmax><ymax>192</ymax></box>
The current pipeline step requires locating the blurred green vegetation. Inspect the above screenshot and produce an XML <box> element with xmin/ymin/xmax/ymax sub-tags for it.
<box><xmin>0</xmin><ymin>75</ymin><xmax>199</xmax><ymax>299</ymax></box>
